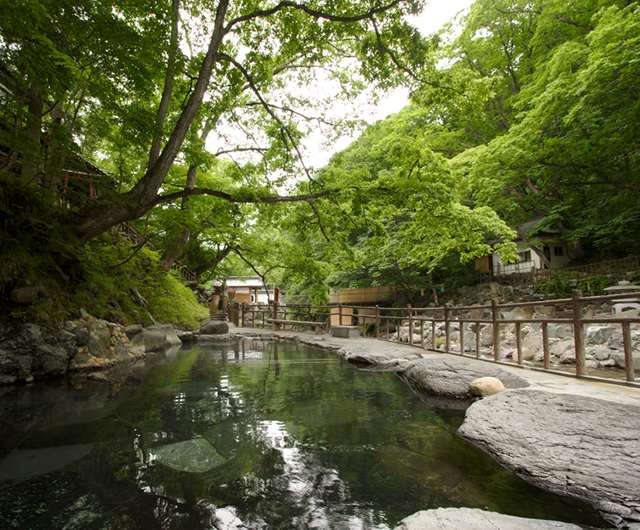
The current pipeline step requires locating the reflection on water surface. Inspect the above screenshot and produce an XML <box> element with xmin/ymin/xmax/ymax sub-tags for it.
<box><xmin>0</xmin><ymin>339</ymin><xmax>607</xmax><ymax>529</ymax></box>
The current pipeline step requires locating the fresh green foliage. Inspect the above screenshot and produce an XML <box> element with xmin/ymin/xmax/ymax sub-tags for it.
<box><xmin>577</xmin><ymin>275</ymin><xmax>610</xmax><ymax>296</ymax></box>
<box><xmin>533</xmin><ymin>273</ymin><xmax>609</xmax><ymax>298</ymax></box>
<box><xmin>533</xmin><ymin>274</ymin><xmax>572</xmax><ymax>299</ymax></box>
<box><xmin>443</xmin><ymin>0</ymin><xmax>640</xmax><ymax>258</ymax></box>
<box><xmin>77</xmin><ymin>239</ymin><xmax>208</xmax><ymax>328</ymax></box>
<box><xmin>269</xmin><ymin>105</ymin><xmax>517</xmax><ymax>302</ymax></box>
<box><xmin>2</xmin><ymin>0</ymin><xmax>638</xmax><ymax>313</ymax></box>
<box><xmin>2</xmin><ymin>232</ymin><xmax>207</xmax><ymax>328</ymax></box>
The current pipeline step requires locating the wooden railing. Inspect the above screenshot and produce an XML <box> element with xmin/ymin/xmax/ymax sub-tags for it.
<box><xmin>236</xmin><ymin>302</ymin><xmax>330</xmax><ymax>329</ymax></box>
<box><xmin>529</xmin><ymin>256</ymin><xmax>640</xmax><ymax>283</ymax></box>
<box><xmin>235</xmin><ymin>292</ymin><xmax>640</xmax><ymax>386</ymax></box>
<box><xmin>564</xmin><ymin>256</ymin><xmax>640</xmax><ymax>276</ymax></box>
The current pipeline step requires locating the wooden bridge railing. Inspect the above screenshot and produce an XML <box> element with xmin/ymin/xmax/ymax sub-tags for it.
<box><xmin>235</xmin><ymin>292</ymin><xmax>640</xmax><ymax>386</ymax></box>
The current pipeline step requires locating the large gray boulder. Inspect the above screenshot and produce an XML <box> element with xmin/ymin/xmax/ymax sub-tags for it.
<box><xmin>86</xmin><ymin>320</ymin><xmax>111</xmax><ymax>358</ymax></box>
<box><xmin>586</xmin><ymin>326</ymin><xmax>616</xmax><ymax>346</ymax></box>
<box><xmin>586</xmin><ymin>345</ymin><xmax>612</xmax><ymax>361</ymax></box>
<box><xmin>129</xmin><ymin>329</ymin><xmax>166</xmax><ymax>354</ymax></box>
<box><xmin>547</xmin><ymin>324</ymin><xmax>573</xmax><ymax>340</ymax></box>
<box><xmin>458</xmin><ymin>389</ymin><xmax>640</xmax><ymax>525</ymax></box>
<box><xmin>124</xmin><ymin>325</ymin><xmax>143</xmax><ymax>339</ymax></box>
<box><xmin>126</xmin><ymin>324</ymin><xmax>181</xmax><ymax>354</ymax></box>
<box><xmin>0</xmin><ymin>323</ymin><xmax>73</xmax><ymax>383</ymax></box>
<box><xmin>611</xmin><ymin>350</ymin><xmax>640</xmax><ymax>371</ymax></box>
<box><xmin>395</xmin><ymin>508</ymin><xmax>586</xmax><ymax>530</ymax></box>
<box><xmin>549</xmin><ymin>339</ymin><xmax>574</xmax><ymax>357</ymax></box>
<box><xmin>199</xmin><ymin>321</ymin><xmax>229</xmax><ymax>335</ymax></box>
<box><xmin>10</xmin><ymin>285</ymin><xmax>45</xmax><ymax>304</ymax></box>
<box><xmin>608</xmin><ymin>328</ymin><xmax>640</xmax><ymax>351</ymax></box>
<box><xmin>150</xmin><ymin>438</ymin><xmax>226</xmax><ymax>473</ymax></box>
<box><xmin>399</xmin><ymin>357</ymin><xmax>529</xmax><ymax>399</ymax></box>
<box><xmin>34</xmin><ymin>344</ymin><xmax>69</xmax><ymax>376</ymax></box>
<box><xmin>146</xmin><ymin>324</ymin><xmax>182</xmax><ymax>345</ymax></box>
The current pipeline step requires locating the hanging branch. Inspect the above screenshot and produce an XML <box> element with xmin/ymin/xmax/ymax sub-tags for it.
<box><xmin>306</xmin><ymin>199</ymin><xmax>331</xmax><ymax>242</ymax></box>
<box><xmin>230</xmin><ymin>246</ymin><xmax>273</xmax><ymax>302</ymax></box>
<box><xmin>106</xmin><ymin>233</ymin><xmax>158</xmax><ymax>269</ymax></box>
<box><xmin>217</xmin><ymin>52</ymin><xmax>316</xmax><ymax>183</ymax></box>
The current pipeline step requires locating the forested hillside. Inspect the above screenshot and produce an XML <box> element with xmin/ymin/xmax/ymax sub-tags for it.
<box><xmin>1</xmin><ymin>0</ymin><xmax>638</xmax><ymax>317</ymax></box>
<box><xmin>267</xmin><ymin>0</ymin><xmax>640</xmax><ymax>302</ymax></box>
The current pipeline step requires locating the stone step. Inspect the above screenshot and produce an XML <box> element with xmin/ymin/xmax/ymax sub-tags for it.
<box><xmin>209</xmin><ymin>311</ymin><xmax>227</xmax><ymax>321</ymax></box>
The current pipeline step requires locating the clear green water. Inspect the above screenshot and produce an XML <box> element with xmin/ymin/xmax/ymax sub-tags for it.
<box><xmin>0</xmin><ymin>339</ymin><xmax>606</xmax><ymax>529</ymax></box>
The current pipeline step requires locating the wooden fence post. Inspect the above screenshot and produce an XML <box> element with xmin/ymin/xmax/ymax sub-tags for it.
<box><xmin>492</xmin><ymin>298</ymin><xmax>501</xmax><ymax>361</ymax></box>
<box><xmin>572</xmin><ymin>290</ymin><xmax>586</xmax><ymax>376</ymax></box>
<box><xmin>375</xmin><ymin>306</ymin><xmax>380</xmax><ymax>339</ymax></box>
<box><xmin>515</xmin><ymin>322</ymin><xmax>522</xmax><ymax>365</ymax></box>
<box><xmin>444</xmin><ymin>304</ymin><xmax>451</xmax><ymax>352</ymax></box>
<box><xmin>460</xmin><ymin>321</ymin><xmax>464</xmax><ymax>355</ymax></box>
<box><xmin>475</xmin><ymin>322</ymin><xmax>480</xmax><ymax>358</ymax></box>
<box><xmin>408</xmin><ymin>304</ymin><xmax>413</xmax><ymax>346</ymax></box>
<box><xmin>308</xmin><ymin>303</ymin><xmax>312</xmax><ymax>322</ymax></box>
<box><xmin>542</xmin><ymin>322</ymin><xmax>550</xmax><ymax>370</ymax></box>
<box><xmin>622</xmin><ymin>321</ymin><xmax>635</xmax><ymax>382</ymax></box>
<box><xmin>432</xmin><ymin>321</ymin><xmax>436</xmax><ymax>350</ymax></box>
<box><xmin>339</xmin><ymin>303</ymin><xmax>343</xmax><ymax>326</ymax></box>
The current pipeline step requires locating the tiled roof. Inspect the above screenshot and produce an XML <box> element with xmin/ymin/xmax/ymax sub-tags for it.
<box><xmin>519</xmin><ymin>214</ymin><xmax>560</xmax><ymax>237</ymax></box>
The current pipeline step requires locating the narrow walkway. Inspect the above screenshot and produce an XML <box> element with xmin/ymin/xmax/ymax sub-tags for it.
<box><xmin>230</xmin><ymin>324</ymin><xmax>640</xmax><ymax>406</ymax></box>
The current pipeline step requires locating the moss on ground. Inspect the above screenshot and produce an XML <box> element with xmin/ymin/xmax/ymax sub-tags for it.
<box><xmin>3</xmin><ymin>233</ymin><xmax>207</xmax><ymax>330</ymax></box>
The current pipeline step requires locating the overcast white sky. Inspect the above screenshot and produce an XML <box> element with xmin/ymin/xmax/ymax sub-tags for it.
<box><xmin>372</xmin><ymin>0</ymin><xmax>474</xmax><ymax>120</ymax></box>
<box><xmin>305</xmin><ymin>0</ymin><xmax>475</xmax><ymax>167</ymax></box>
<box><xmin>208</xmin><ymin>0</ymin><xmax>476</xmax><ymax>173</ymax></box>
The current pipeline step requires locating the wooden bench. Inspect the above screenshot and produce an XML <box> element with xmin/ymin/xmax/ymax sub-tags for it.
<box><xmin>266</xmin><ymin>319</ymin><xmax>327</xmax><ymax>335</ymax></box>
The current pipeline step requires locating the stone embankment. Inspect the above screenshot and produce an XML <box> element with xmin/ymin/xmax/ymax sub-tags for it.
<box><xmin>0</xmin><ymin>314</ymin><xmax>235</xmax><ymax>385</ymax></box>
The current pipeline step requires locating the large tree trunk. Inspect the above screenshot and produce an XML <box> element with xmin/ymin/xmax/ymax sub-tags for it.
<box><xmin>21</xmin><ymin>81</ymin><xmax>43</xmax><ymax>184</ymax></box>
<box><xmin>71</xmin><ymin>0</ymin><xmax>230</xmax><ymax>246</ymax></box>
<box><xmin>160</xmin><ymin>164</ymin><xmax>197</xmax><ymax>271</ymax></box>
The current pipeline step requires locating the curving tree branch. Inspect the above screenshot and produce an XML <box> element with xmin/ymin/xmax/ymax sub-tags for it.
<box><xmin>226</xmin><ymin>0</ymin><xmax>405</xmax><ymax>29</ymax></box>
<box><xmin>153</xmin><ymin>187</ymin><xmax>340</xmax><ymax>206</ymax></box>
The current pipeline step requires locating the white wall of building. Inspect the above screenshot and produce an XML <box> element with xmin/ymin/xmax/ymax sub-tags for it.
<box><xmin>493</xmin><ymin>241</ymin><xmax>572</xmax><ymax>276</ymax></box>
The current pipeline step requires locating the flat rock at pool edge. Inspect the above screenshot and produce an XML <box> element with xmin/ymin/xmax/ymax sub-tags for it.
<box><xmin>457</xmin><ymin>390</ymin><xmax>640</xmax><ymax>512</ymax></box>
<box><xmin>394</xmin><ymin>508</ymin><xmax>587</xmax><ymax>530</ymax></box>
<box><xmin>399</xmin><ymin>357</ymin><xmax>529</xmax><ymax>398</ymax></box>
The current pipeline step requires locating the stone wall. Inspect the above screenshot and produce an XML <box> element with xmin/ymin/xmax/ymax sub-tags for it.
<box><xmin>0</xmin><ymin>314</ymin><xmax>183</xmax><ymax>385</ymax></box>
